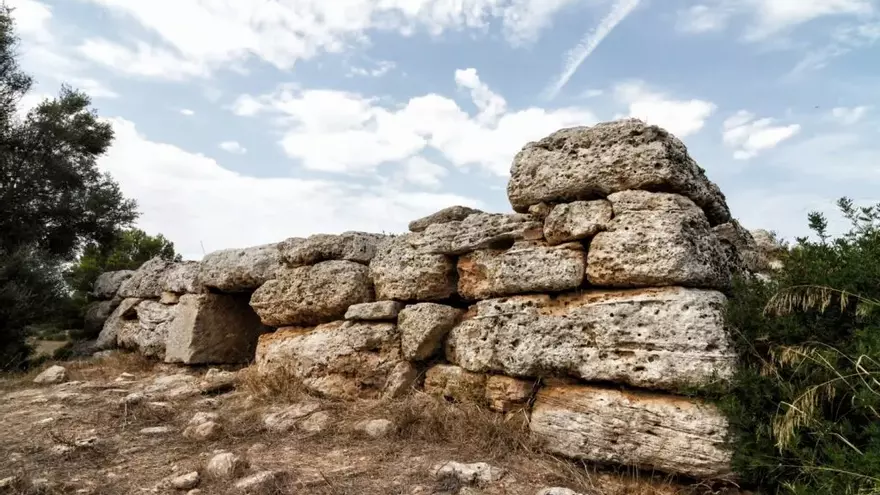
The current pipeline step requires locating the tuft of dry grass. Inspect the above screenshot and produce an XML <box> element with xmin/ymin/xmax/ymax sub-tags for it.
<box><xmin>236</xmin><ymin>364</ymin><xmax>309</xmax><ymax>404</ymax></box>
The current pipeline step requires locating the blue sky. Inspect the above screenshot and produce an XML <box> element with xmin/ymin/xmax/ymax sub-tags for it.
<box><xmin>9</xmin><ymin>0</ymin><xmax>880</xmax><ymax>259</ymax></box>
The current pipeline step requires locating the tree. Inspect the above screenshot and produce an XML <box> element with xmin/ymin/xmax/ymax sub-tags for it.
<box><xmin>0</xmin><ymin>5</ymin><xmax>137</xmax><ymax>368</ymax></box>
<box><xmin>66</xmin><ymin>228</ymin><xmax>181</xmax><ymax>295</ymax></box>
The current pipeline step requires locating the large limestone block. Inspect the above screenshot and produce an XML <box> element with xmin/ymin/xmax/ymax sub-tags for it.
<box><xmin>84</xmin><ymin>299</ymin><xmax>119</xmax><ymax>336</ymax></box>
<box><xmin>423</xmin><ymin>364</ymin><xmax>486</xmax><ymax>403</ymax></box>
<box><xmin>198</xmin><ymin>243</ymin><xmax>282</xmax><ymax>292</ymax></box>
<box><xmin>485</xmin><ymin>375</ymin><xmax>535</xmax><ymax>413</ymax></box>
<box><xmin>96</xmin><ymin>298</ymin><xmax>142</xmax><ymax>350</ymax></box>
<box><xmin>507</xmin><ymin>119</ymin><xmax>731</xmax><ymax>225</ymax></box>
<box><xmin>399</xmin><ymin>303</ymin><xmax>462</xmax><ymax>360</ymax></box>
<box><xmin>543</xmin><ymin>200</ymin><xmax>612</xmax><ymax>245</ymax></box>
<box><xmin>250</xmin><ymin>261</ymin><xmax>374</xmax><ymax>327</ymax></box>
<box><xmin>751</xmin><ymin>229</ymin><xmax>785</xmax><ymax>271</ymax></box>
<box><xmin>161</xmin><ymin>261</ymin><xmax>203</xmax><ymax>294</ymax></box>
<box><xmin>255</xmin><ymin>321</ymin><xmax>406</xmax><ymax>399</ymax></box>
<box><xmin>92</xmin><ymin>270</ymin><xmax>134</xmax><ymax>300</ymax></box>
<box><xmin>118</xmin><ymin>258</ymin><xmax>173</xmax><ymax>298</ymax></box>
<box><xmin>370</xmin><ymin>235</ymin><xmax>456</xmax><ymax>301</ymax></box>
<box><xmin>530</xmin><ymin>385</ymin><xmax>732</xmax><ymax>479</ymax></box>
<box><xmin>279</xmin><ymin>232</ymin><xmax>387</xmax><ymax>267</ymax></box>
<box><xmin>586</xmin><ymin>191</ymin><xmax>730</xmax><ymax>289</ymax></box>
<box><xmin>445</xmin><ymin>287</ymin><xmax>735</xmax><ymax>390</ymax></box>
<box><xmin>457</xmin><ymin>241</ymin><xmax>585</xmax><ymax>300</ymax></box>
<box><xmin>165</xmin><ymin>293</ymin><xmax>268</xmax><ymax>364</ymax></box>
<box><xmin>408</xmin><ymin>205</ymin><xmax>484</xmax><ymax>232</ymax></box>
<box><xmin>407</xmin><ymin>213</ymin><xmax>543</xmax><ymax>255</ymax></box>
<box><xmin>117</xmin><ymin>300</ymin><xmax>178</xmax><ymax>358</ymax></box>
<box><xmin>345</xmin><ymin>301</ymin><xmax>403</xmax><ymax>321</ymax></box>
<box><xmin>712</xmin><ymin>220</ymin><xmax>763</xmax><ymax>275</ymax></box>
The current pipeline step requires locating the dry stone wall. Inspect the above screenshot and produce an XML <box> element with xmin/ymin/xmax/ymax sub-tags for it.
<box><xmin>91</xmin><ymin>119</ymin><xmax>775</xmax><ymax>482</ymax></box>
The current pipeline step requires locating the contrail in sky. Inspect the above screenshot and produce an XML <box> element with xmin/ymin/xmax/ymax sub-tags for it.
<box><xmin>543</xmin><ymin>0</ymin><xmax>642</xmax><ymax>100</ymax></box>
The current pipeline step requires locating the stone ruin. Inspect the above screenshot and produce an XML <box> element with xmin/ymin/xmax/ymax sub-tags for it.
<box><xmin>88</xmin><ymin>119</ymin><xmax>772</xmax><ymax>483</ymax></box>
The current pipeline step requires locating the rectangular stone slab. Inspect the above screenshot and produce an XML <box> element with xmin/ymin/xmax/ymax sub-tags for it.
<box><xmin>165</xmin><ymin>293</ymin><xmax>268</xmax><ymax>364</ymax></box>
<box><xmin>530</xmin><ymin>384</ymin><xmax>732</xmax><ymax>479</ymax></box>
<box><xmin>445</xmin><ymin>287</ymin><xmax>735</xmax><ymax>391</ymax></box>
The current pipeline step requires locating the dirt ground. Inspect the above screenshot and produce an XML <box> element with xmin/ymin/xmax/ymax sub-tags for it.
<box><xmin>0</xmin><ymin>353</ymin><xmax>725</xmax><ymax>495</ymax></box>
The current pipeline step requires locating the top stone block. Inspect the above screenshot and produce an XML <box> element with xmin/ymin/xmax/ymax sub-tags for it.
<box><xmin>507</xmin><ymin>119</ymin><xmax>731</xmax><ymax>226</ymax></box>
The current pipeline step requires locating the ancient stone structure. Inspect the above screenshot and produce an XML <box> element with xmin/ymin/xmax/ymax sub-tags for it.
<box><xmin>92</xmin><ymin>119</ymin><xmax>766</xmax><ymax>483</ymax></box>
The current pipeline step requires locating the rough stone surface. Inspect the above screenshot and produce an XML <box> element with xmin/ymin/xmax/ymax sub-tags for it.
<box><xmin>255</xmin><ymin>321</ymin><xmax>404</xmax><ymax>399</ymax></box>
<box><xmin>713</xmin><ymin>220</ymin><xmax>762</xmax><ymax>274</ymax></box>
<box><xmin>279</xmin><ymin>232</ymin><xmax>387</xmax><ymax>266</ymax></box>
<box><xmin>160</xmin><ymin>291</ymin><xmax>181</xmax><ymax>305</ymax></box>
<box><xmin>507</xmin><ymin>119</ymin><xmax>731</xmax><ymax>225</ymax></box>
<box><xmin>299</xmin><ymin>410</ymin><xmax>332</xmax><ymax>433</ymax></box>
<box><xmin>370</xmin><ymin>235</ymin><xmax>456</xmax><ymax>301</ymax></box>
<box><xmin>162</xmin><ymin>261</ymin><xmax>203</xmax><ymax>294</ymax></box>
<box><xmin>118</xmin><ymin>258</ymin><xmax>174</xmax><ymax>298</ymax></box>
<box><xmin>446</xmin><ymin>287</ymin><xmax>735</xmax><ymax>391</ymax></box>
<box><xmin>543</xmin><ymin>200</ymin><xmax>613</xmax><ymax>245</ymax></box>
<box><xmin>199</xmin><ymin>369</ymin><xmax>237</xmax><ymax>394</ymax></box>
<box><xmin>537</xmin><ymin>489</ymin><xmax>581</xmax><ymax>495</ymax></box>
<box><xmin>140</xmin><ymin>426</ymin><xmax>173</xmax><ymax>435</ymax></box>
<box><xmin>183</xmin><ymin>421</ymin><xmax>222</xmax><ymax>440</ymax></box>
<box><xmin>457</xmin><ymin>241</ymin><xmax>585</xmax><ymax>300</ymax></box>
<box><xmin>262</xmin><ymin>403</ymin><xmax>322</xmax><ymax>433</ymax></box>
<box><xmin>84</xmin><ymin>299</ymin><xmax>119</xmax><ymax>336</ymax></box>
<box><xmin>233</xmin><ymin>471</ymin><xmax>283</xmax><ymax>494</ymax></box>
<box><xmin>34</xmin><ymin>365</ymin><xmax>67</xmax><ymax>384</ymax></box>
<box><xmin>92</xmin><ymin>270</ymin><xmax>134</xmax><ymax>299</ymax></box>
<box><xmin>382</xmin><ymin>361</ymin><xmax>419</xmax><ymax>399</ymax></box>
<box><xmin>424</xmin><ymin>364</ymin><xmax>486</xmax><ymax>403</ymax></box>
<box><xmin>165</xmin><ymin>293</ymin><xmax>267</xmax><ymax>365</ymax></box>
<box><xmin>206</xmin><ymin>452</ymin><xmax>247</xmax><ymax>480</ymax></box>
<box><xmin>169</xmin><ymin>472</ymin><xmax>200</xmax><ymax>490</ymax></box>
<box><xmin>250</xmin><ymin>261</ymin><xmax>373</xmax><ymax>327</ymax></box>
<box><xmin>434</xmin><ymin>462</ymin><xmax>505</xmax><ymax>487</ymax></box>
<box><xmin>96</xmin><ymin>298</ymin><xmax>142</xmax><ymax>350</ymax></box>
<box><xmin>399</xmin><ymin>303</ymin><xmax>463</xmax><ymax>361</ymax></box>
<box><xmin>355</xmin><ymin>419</ymin><xmax>393</xmax><ymax>438</ymax></box>
<box><xmin>408</xmin><ymin>213</ymin><xmax>543</xmax><ymax>255</ymax></box>
<box><xmin>117</xmin><ymin>300</ymin><xmax>178</xmax><ymax>359</ymax></box>
<box><xmin>586</xmin><ymin>191</ymin><xmax>730</xmax><ymax>289</ymax></box>
<box><xmin>485</xmin><ymin>375</ymin><xmax>535</xmax><ymax>413</ymax></box>
<box><xmin>530</xmin><ymin>385</ymin><xmax>732</xmax><ymax>479</ymax></box>
<box><xmin>198</xmin><ymin>243</ymin><xmax>283</xmax><ymax>292</ymax></box>
<box><xmin>408</xmin><ymin>206</ymin><xmax>484</xmax><ymax>232</ymax></box>
<box><xmin>751</xmin><ymin>229</ymin><xmax>785</xmax><ymax>271</ymax></box>
<box><xmin>344</xmin><ymin>301</ymin><xmax>403</xmax><ymax>321</ymax></box>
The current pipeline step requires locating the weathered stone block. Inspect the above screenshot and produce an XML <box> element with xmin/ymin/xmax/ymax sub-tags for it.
<box><xmin>162</xmin><ymin>261</ymin><xmax>203</xmax><ymax>294</ymax></box>
<box><xmin>485</xmin><ymin>375</ymin><xmax>535</xmax><ymax>413</ymax></box>
<box><xmin>446</xmin><ymin>287</ymin><xmax>735</xmax><ymax>391</ymax></box>
<box><xmin>84</xmin><ymin>299</ymin><xmax>119</xmax><ymax>336</ymax></box>
<box><xmin>117</xmin><ymin>300</ymin><xmax>178</xmax><ymax>358</ymax></box>
<box><xmin>92</xmin><ymin>270</ymin><xmax>134</xmax><ymax>300</ymax></box>
<box><xmin>543</xmin><ymin>200</ymin><xmax>612</xmax><ymax>245</ymax></box>
<box><xmin>255</xmin><ymin>321</ymin><xmax>404</xmax><ymax>400</ymax></box>
<box><xmin>345</xmin><ymin>301</ymin><xmax>403</xmax><ymax>321</ymax></box>
<box><xmin>250</xmin><ymin>261</ymin><xmax>373</xmax><ymax>327</ymax></box>
<box><xmin>198</xmin><ymin>243</ymin><xmax>282</xmax><ymax>292</ymax></box>
<box><xmin>399</xmin><ymin>303</ymin><xmax>462</xmax><ymax>361</ymax></box>
<box><xmin>96</xmin><ymin>298</ymin><xmax>142</xmax><ymax>350</ymax></box>
<box><xmin>408</xmin><ymin>205</ymin><xmax>484</xmax><ymax>232</ymax></box>
<box><xmin>370</xmin><ymin>235</ymin><xmax>457</xmax><ymax>302</ymax></box>
<box><xmin>530</xmin><ymin>384</ymin><xmax>732</xmax><ymax>479</ymax></box>
<box><xmin>586</xmin><ymin>191</ymin><xmax>729</xmax><ymax>289</ymax></box>
<box><xmin>118</xmin><ymin>258</ymin><xmax>173</xmax><ymax>298</ymax></box>
<box><xmin>507</xmin><ymin>119</ymin><xmax>731</xmax><ymax>225</ymax></box>
<box><xmin>165</xmin><ymin>293</ymin><xmax>268</xmax><ymax>364</ymax></box>
<box><xmin>423</xmin><ymin>364</ymin><xmax>486</xmax><ymax>403</ymax></box>
<box><xmin>407</xmin><ymin>213</ymin><xmax>543</xmax><ymax>255</ymax></box>
<box><xmin>279</xmin><ymin>232</ymin><xmax>387</xmax><ymax>267</ymax></box>
<box><xmin>457</xmin><ymin>241</ymin><xmax>585</xmax><ymax>300</ymax></box>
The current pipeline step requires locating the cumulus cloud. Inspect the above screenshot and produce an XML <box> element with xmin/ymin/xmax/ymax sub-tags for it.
<box><xmin>219</xmin><ymin>141</ymin><xmax>247</xmax><ymax>154</ymax></box>
<box><xmin>233</xmin><ymin>68</ymin><xmax>596</xmax><ymax>177</ymax></box>
<box><xmin>348</xmin><ymin>60</ymin><xmax>396</xmax><ymax>78</ymax></box>
<box><xmin>98</xmin><ymin>118</ymin><xmax>484</xmax><ymax>260</ymax></box>
<box><xmin>397</xmin><ymin>156</ymin><xmax>449</xmax><ymax>189</ymax></box>
<box><xmin>722</xmin><ymin>110</ymin><xmax>801</xmax><ymax>159</ymax></box>
<box><xmin>613</xmin><ymin>81</ymin><xmax>716</xmax><ymax>137</ymax></box>
<box><xmin>180</xmin><ymin>109</ymin><xmax>195</xmax><ymax>116</ymax></box>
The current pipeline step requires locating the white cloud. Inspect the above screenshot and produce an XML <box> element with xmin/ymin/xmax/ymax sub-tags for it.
<box><xmin>581</xmin><ymin>88</ymin><xmax>604</xmax><ymax>98</ymax></box>
<box><xmin>722</xmin><ymin>110</ymin><xmax>801</xmax><ymax>159</ymax></box>
<box><xmin>543</xmin><ymin>0</ymin><xmax>642</xmax><ymax>100</ymax></box>
<box><xmin>6</xmin><ymin>0</ymin><xmax>53</xmax><ymax>42</ymax></box>
<box><xmin>398</xmin><ymin>156</ymin><xmax>448</xmax><ymax>189</ymax></box>
<box><xmin>98</xmin><ymin>118</ymin><xmax>484</xmax><ymax>260</ymax></box>
<box><xmin>789</xmin><ymin>20</ymin><xmax>880</xmax><ymax>76</ymax></box>
<box><xmin>219</xmin><ymin>141</ymin><xmax>247</xmax><ymax>154</ymax></box>
<box><xmin>348</xmin><ymin>60</ymin><xmax>396</xmax><ymax>78</ymax></box>
<box><xmin>76</xmin><ymin>0</ymin><xmax>581</xmax><ymax>80</ymax></box>
<box><xmin>233</xmin><ymin>68</ymin><xmax>596</xmax><ymax>177</ymax></box>
<box><xmin>67</xmin><ymin>77</ymin><xmax>119</xmax><ymax>99</ymax></box>
<box><xmin>613</xmin><ymin>81</ymin><xmax>716</xmax><ymax>137</ymax></box>
<box><xmin>676</xmin><ymin>4</ymin><xmax>734</xmax><ymax>33</ymax></box>
<box><xmin>831</xmin><ymin>106</ymin><xmax>870</xmax><ymax>125</ymax></box>
<box><xmin>180</xmin><ymin>109</ymin><xmax>195</xmax><ymax>116</ymax></box>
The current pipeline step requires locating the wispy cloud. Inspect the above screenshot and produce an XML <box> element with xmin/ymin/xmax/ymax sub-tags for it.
<box><xmin>542</xmin><ymin>0</ymin><xmax>641</xmax><ymax>100</ymax></box>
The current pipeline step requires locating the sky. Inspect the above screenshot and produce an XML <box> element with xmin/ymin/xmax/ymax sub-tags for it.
<box><xmin>7</xmin><ymin>0</ymin><xmax>880</xmax><ymax>260</ymax></box>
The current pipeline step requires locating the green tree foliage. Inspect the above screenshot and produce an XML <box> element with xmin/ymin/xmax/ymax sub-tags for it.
<box><xmin>0</xmin><ymin>5</ymin><xmax>137</xmax><ymax>368</ymax></box>
<box><xmin>723</xmin><ymin>197</ymin><xmax>880</xmax><ymax>494</ymax></box>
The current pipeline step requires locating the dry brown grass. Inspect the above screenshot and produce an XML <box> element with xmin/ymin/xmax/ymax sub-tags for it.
<box><xmin>236</xmin><ymin>363</ymin><xmax>309</xmax><ymax>404</ymax></box>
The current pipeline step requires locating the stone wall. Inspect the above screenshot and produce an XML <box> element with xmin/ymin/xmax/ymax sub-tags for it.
<box><xmin>92</xmin><ymin>119</ymin><xmax>771</xmax><ymax>482</ymax></box>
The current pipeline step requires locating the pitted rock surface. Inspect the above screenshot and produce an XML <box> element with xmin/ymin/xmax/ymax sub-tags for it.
<box><xmin>118</xmin><ymin>258</ymin><xmax>174</xmax><ymax>299</ymax></box>
<box><xmin>399</xmin><ymin>303</ymin><xmax>462</xmax><ymax>361</ymax></box>
<box><xmin>279</xmin><ymin>232</ymin><xmax>387</xmax><ymax>267</ymax></box>
<box><xmin>407</xmin><ymin>213</ymin><xmax>543</xmax><ymax>255</ymax></box>
<box><xmin>586</xmin><ymin>191</ymin><xmax>729</xmax><ymax>289</ymax></box>
<box><xmin>161</xmin><ymin>261</ymin><xmax>202</xmax><ymax>294</ymax></box>
<box><xmin>345</xmin><ymin>301</ymin><xmax>403</xmax><ymax>321</ymax></box>
<box><xmin>117</xmin><ymin>300</ymin><xmax>178</xmax><ymax>359</ymax></box>
<box><xmin>92</xmin><ymin>270</ymin><xmax>134</xmax><ymax>299</ymax></box>
<box><xmin>250</xmin><ymin>261</ymin><xmax>374</xmax><ymax>327</ymax></box>
<box><xmin>543</xmin><ymin>200</ymin><xmax>613</xmax><ymax>245</ymax></box>
<box><xmin>198</xmin><ymin>243</ymin><xmax>283</xmax><ymax>292</ymax></box>
<box><xmin>446</xmin><ymin>287</ymin><xmax>736</xmax><ymax>391</ymax></box>
<box><xmin>370</xmin><ymin>235</ymin><xmax>457</xmax><ymax>301</ymax></box>
<box><xmin>408</xmin><ymin>205</ymin><xmax>484</xmax><ymax>232</ymax></box>
<box><xmin>507</xmin><ymin>119</ymin><xmax>730</xmax><ymax>225</ymax></box>
<box><xmin>457</xmin><ymin>240</ymin><xmax>585</xmax><ymax>300</ymax></box>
